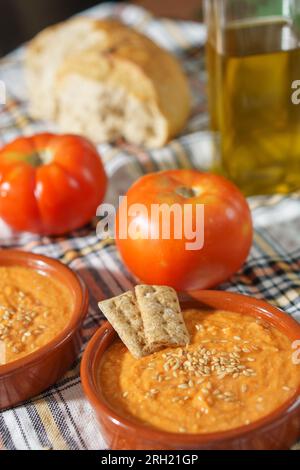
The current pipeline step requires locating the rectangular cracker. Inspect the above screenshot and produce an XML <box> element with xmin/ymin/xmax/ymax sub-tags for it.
<box><xmin>98</xmin><ymin>291</ymin><xmax>148</xmax><ymax>358</ymax></box>
<box><xmin>135</xmin><ymin>285</ymin><xmax>190</xmax><ymax>351</ymax></box>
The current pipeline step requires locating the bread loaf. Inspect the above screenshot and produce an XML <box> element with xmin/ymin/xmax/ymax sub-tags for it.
<box><xmin>26</xmin><ymin>18</ymin><xmax>191</xmax><ymax>148</ymax></box>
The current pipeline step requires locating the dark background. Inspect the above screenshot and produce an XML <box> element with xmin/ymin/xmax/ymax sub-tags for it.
<box><xmin>0</xmin><ymin>0</ymin><xmax>202</xmax><ymax>57</ymax></box>
<box><xmin>0</xmin><ymin>0</ymin><xmax>104</xmax><ymax>56</ymax></box>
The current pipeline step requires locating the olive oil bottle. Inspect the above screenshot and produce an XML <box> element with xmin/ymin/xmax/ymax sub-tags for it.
<box><xmin>207</xmin><ymin>17</ymin><xmax>300</xmax><ymax>195</ymax></box>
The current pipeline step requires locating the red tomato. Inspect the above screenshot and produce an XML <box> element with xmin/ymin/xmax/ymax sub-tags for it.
<box><xmin>0</xmin><ymin>133</ymin><xmax>107</xmax><ymax>235</ymax></box>
<box><xmin>115</xmin><ymin>170</ymin><xmax>253</xmax><ymax>291</ymax></box>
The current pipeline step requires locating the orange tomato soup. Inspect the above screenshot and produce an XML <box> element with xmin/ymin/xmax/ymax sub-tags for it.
<box><xmin>0</xmin><ymin>266</ymin><xmax>73</xmax><ymax>365</ymax></box>
<box><xmin>99</xmin><ymin>309</ymin><xmax>300</xmax><ymax>434</ymax></box>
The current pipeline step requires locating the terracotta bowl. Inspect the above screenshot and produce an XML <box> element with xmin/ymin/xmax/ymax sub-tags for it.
<box><xmin>0</xmin><ymin>250</ymin><xmax>88</xmax><ymax>410</ymax></box>
<box><xmin>81</xmin><ymin>290</ymin><xmax>300</xmax><ymax>450</ymax></box>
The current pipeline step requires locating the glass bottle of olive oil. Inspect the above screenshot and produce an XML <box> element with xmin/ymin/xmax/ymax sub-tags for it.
<box><xmin>205</xmin><ymin>1</ymin><xmax>300</xmax><ymax>196</ymax></box>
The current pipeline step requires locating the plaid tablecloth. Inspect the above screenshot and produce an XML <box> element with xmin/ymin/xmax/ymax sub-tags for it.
<box><xmin>0</xmin><ymin>1</ymin><xmax>300</xmax><ymax>451</ymax></box>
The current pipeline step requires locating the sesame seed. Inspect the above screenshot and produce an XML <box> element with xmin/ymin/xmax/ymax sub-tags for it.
<box><xmin>243</xmin><ymin>370</ymin><xmax>251</xmax><ymax>377</ymax></box>
<box><xmin>178</xmin><ymin>383</ymin><xmax>189</xmax><ymax>389</ymax></box>
<box><xmin>218</xmin><ymin>373</ymin><xmax>227</xmax><ymax>380</ymax></box>
<box><xmin>232</xmin><ymin>352</ymin><xmax>240</xmax><ymax>359</ymax></box>
<box><xmin>172</xmin><ymin>397</ymin><xmax>180</xmax><ymax>403</ymax></box>
<box><xmin>197</xmin><ymin>378</ymin><xmax>205</xmax><ymax>385</ymax></box>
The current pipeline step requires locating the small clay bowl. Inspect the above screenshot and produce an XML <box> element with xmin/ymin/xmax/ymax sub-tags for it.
<box><xmin>81</xmin><ymin>290</ymin><xmax>300</xmax><ymax>450</ymax></box>
<box><xmin>0</xmin><ymin>249</ymin><xmax>88</xmax><ymax>410</ymax></box>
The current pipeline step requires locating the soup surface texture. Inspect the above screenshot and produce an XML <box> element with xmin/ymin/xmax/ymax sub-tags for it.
<box><xmin>0</xmin><ymin>266</ymin><xmax>73</xmax><ymax>365</ymax></box>
<box><xmin>99</xmin><ymin>309</ymin><xmax>300</xmax><ymax>433</ymax></box>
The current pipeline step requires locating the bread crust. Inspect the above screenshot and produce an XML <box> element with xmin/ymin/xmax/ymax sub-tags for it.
<box><xmin>25</xmin><ymin>18</ymin><xmax>191</xmax><ymax>148</ymax></box>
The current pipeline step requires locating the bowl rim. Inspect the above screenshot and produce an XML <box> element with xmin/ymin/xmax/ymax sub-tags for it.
<box><xmin>0</xmin><ymin>249</ymin><xmax>89</xmax><ymax>377</ymax></box>
<box><xmin>81</xmin><ymin>290</ymin><xmax>300</xmax><ymax>445</ymax></box>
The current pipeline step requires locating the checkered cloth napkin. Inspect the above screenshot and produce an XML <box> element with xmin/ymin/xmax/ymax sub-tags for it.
<box><xmin>0</xmin><ymin>2</ymin><xmax>299</xmax><ymax>450</ymax></box>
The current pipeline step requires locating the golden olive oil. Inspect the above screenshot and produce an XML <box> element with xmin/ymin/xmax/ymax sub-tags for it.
<box><xmin>207</xmin><ymin>17</ymin><xmax>300</xmax><ymax>195</ymax></box>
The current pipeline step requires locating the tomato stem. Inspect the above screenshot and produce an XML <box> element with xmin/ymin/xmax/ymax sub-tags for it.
<box><xmin>175</xmin><ymin>187</ymin><xmax>201</xmax><ymax>198</ymax></box>
<box><xmin>27</xmin><ymin>153</ymin><xmax>43</xmax><ymax>167</ymax></box>
<box><xmin>4</xmin><ymin>150</ymin><xmax>53</xmax><ymax>167</ymax></box>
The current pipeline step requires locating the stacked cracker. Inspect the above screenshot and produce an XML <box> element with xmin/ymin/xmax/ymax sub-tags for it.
<box><xmin>99</xmin><ymin>285</ymin><xmax>190</xmax><ymax>358</ymax></box>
